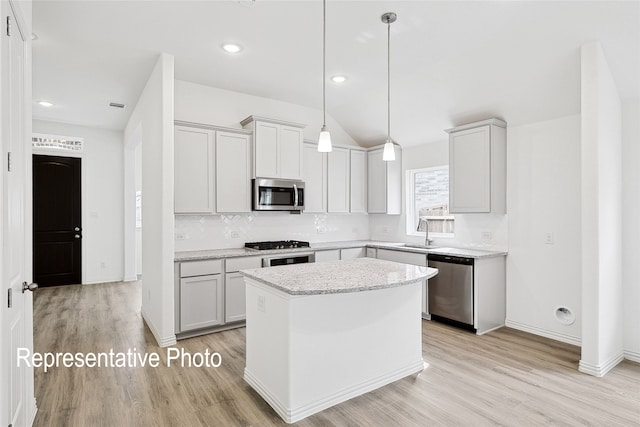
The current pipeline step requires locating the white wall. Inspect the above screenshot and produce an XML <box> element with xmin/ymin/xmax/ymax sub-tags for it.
<box><xmin>580</xmin><ymin>42</ymin><xmax>623</xmax><ymax>376</ymax></box>
<box><xmin>175</xmin><ymin>213</ymin><xmax>369</xmax><ymax>252</ymax></box>
<box><xmin>368</xmin><ymin>141</ymin><xmax>509</xmax><ymax>251</ymax></box>
<box><xmin>32</xmin><ymin>120</ymin><xmax>124</xmax><ymax>284</ymax></box>
<box><xmin>175</xmin><ymin>80</ymin><xmax>359</xmax><ymax>147</ymax></box>
<box><xmin>124</xmin><ymin>53</ymin><xmax>175</xmax><ymax>347</ymax></box>
<box><xmin>621</xmin><ymin>99</ymin><xmax>640</xmax><ymax>362</ymax></box>
<box><xmin>505</xmin><ymin>115</ymin><xmax>582</xmax><ymax>344</ymax></box>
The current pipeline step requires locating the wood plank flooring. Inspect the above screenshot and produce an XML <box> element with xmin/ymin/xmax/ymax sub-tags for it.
<box><xmin>32</xmin><ymin>281</ymin><xmax>640</xmax><ymax>426</ymax></box>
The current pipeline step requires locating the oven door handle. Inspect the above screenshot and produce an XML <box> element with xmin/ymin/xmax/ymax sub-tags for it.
<box><xmin>293</xmin><ymin>183</ymin><xmax>299</xmax><ymax>207</ymax></box>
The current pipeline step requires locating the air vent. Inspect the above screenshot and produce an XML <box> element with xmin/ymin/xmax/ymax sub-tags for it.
<box><xmin>109</xmin><ymin>102</ymin><xmax>126</xmax><ymax>109</ymax></box>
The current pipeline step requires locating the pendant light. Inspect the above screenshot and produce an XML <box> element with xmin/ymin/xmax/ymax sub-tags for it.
<box><xmin>381</xmin><ymin>12</ymin><xmax>396</xmax><ymax>161</ymax></box>
<box><xmin>318</xmin><ymin>0</ymin><xmax>332</xmax><ymax>152</ymax></box>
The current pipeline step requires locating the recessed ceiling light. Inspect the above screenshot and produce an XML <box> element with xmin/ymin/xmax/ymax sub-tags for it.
<box><xmin>38</xmin><ymin>101</ymin><xmax>54</xmax><ymax>107</ymax></box>
<box><xmin>222</xmin><ymin>43</ymin><xmax>242</xmax><ymax>54</ymax></box>
<box><xmin>331</xmin><ymin>75</ymin><xmax>348</xmax><ymax>83</ymax></box>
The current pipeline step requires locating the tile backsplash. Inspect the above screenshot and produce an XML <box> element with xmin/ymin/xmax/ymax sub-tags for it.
<box><xmin>175</xmin><ymin>212</ymin><xmax>370</xmax><ymax>251</ymax></box>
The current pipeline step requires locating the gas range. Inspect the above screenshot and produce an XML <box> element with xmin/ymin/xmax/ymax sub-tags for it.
<box><xmin>244</xmin><ymin>240</ymin><xmax>310</xmax><ymax>251</ymax></box>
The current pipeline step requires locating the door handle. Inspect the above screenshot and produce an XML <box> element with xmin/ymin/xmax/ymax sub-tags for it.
<box><xmin>22</xmin><ymin>282</ymin><xmax>38</xmax><ymax>293</ymax></box>
<box><xmin>74</xmin><ymin>234</ymin><xmax>81</xmax><ymax>239</ymax></box>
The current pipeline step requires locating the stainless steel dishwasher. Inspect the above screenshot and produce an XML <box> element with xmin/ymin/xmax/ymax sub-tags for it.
<box><xmin>427</xmin><ymin>254</ymin><xmax>474</xmax><ymax>330</ymax></box>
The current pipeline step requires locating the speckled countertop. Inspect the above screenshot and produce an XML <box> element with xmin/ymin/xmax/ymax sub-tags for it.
<box><xmin>240</xmin><ymin>258</ymin><xmax>438</xmax><ymax>295</ymax></box>
<box><xmin>174</xmin><ymin>240</ymin><xmax>506</xmax><ymax>261</ymax></box>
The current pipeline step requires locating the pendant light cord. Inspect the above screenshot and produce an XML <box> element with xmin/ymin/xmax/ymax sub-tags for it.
<box><xmin>323</xmin><ymin>0</ymin><xmax>327</xmax><ymax>127</ymax></box>
<box><xmin>387</xmin><ymin>20</ymin><xmax>390</xmax><ymax>142</ymax></box>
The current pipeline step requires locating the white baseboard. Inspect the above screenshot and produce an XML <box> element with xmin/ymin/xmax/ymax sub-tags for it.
<box><xmin>579</xmin><ymin>352</ymin><xmax>624</xmax><ymax>377</ymax></box>
<box><xmin>505</xmin><ymin>319</ymin><xmax>581</xmax><ymax>346</ymax></box>
<box><xmin>141</xmin><ymin>308</ymin><xmax>176</xmax><ymax>348</ymax></box>
<box><xmin>245</xmin><ymin>360</ymin><xmax>425</xmax><ymax>424</ymax></box>
<box><xmin>624</xmin><ymin>350</ymin><xmax>640</xmax><ymax>363</ymax></box>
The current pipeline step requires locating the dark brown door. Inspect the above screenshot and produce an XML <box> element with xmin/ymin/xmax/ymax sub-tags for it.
<box><xmin>33</xmin><ymin>155</ymin><xmax>82</xmax><ymax>286</ymax></box>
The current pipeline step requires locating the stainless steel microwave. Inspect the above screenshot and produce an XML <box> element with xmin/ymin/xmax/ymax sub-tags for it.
<box><xmin>252</xmin><ymin>178</ymin><xmax>305</xmax><ymax>211</ymax></box>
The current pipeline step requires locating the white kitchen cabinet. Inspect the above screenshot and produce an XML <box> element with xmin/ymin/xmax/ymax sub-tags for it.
<box><xmin>366</xmin><ymin>248</ymin><xmax>377</xmax><ymax>258</ymax></box>
<box><xmin>174</xmin><ymin>126</ymin><xmax>215</xmax><ymax>214</ymax></box>
<box><xmin>374</xmin><ymin>248</ymin><xmax>428</xmax><ymax>317</ymax></box>
<box><xmin>350</xmin><ymin>150</ymin><xmax>367</xmax><ymax>213</ymax></box>
<box><xmin>177</xmin><ymin>259</ymin><xmax>224</xmax><ymax>332</ymax></box>
<box><xmin>216</xmin><ymin>131</ymin><xmax>251</xmax><ymax>213</ymax></box>
<box><xmin>302</xmin><ymin>142</ymin><xmax>327</xmax><ymax>213</ymax></box>
<box><xmin>328</xmin><ymin>147</ymin><xmax>350</xmax><ymax>213</ymax></box>
<box><xmin>446</xmin><ymin>118</ymin><xmax>506</xmax><ymax>214</ymax></box>
<box><xmin>367</xmin><ymin>145</ymin><xmax>402</xmax><ymax>214</ymax></box>
<box><xmin>224</xmin><ymin>256</ymin><xmax>263</xmax><ymax>324</ymax></box>
<box><xmin>241</xmin><ymin>116</ymin><xmax>305</xmax><ymax>180</ymax></box>
<box><xmin>341</xmin><ymin>247</ymin><xmax>366</xmax><ymax>260</ymax></box>
<box><xmin>315</xmin><ymin>249</ymin><xmax>340</xmax><ymax>262</ymax></box>
<box><xmin>225</xmin><ymin>273</ymin><xmax>247</xmax><ymax>323</ymax></box>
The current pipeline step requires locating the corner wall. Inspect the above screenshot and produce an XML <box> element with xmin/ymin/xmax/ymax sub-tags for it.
<box><xmin>580</xmin><ymin>42</ymin><xmax>624</xmax><ymax>376</ymax></box>
<box><xmin>124</xmin><ymin>53</ymin><xmax>175</xmax><ymax>347</ymax></box>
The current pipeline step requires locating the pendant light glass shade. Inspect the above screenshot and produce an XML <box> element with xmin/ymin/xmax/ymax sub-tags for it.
<box><xmin>318</xmin><ymin>0</ymin><xmax>332</xmax><ymax>152</ymax></box>
<box><xmin>382</xmin><ymin>140</ymin><xmax>395</xmax><ymax>161</ymax></box>
<box><xmin>318</xmin><ymin>125</ymin><xmax>332</xmax><ymax>152</ymax></box>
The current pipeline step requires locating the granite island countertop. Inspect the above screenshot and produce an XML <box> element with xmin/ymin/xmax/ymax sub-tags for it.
<box><xmin>240</xmin><ymin>257</ymin><xmax>438</xmax><ymax>295</ymax></box>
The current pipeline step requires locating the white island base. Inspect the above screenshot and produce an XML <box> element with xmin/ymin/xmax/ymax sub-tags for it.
<box><xmin>243</xmin><ymin>278</ymin><xmax>424</xmax><ymax>424</ymax></box>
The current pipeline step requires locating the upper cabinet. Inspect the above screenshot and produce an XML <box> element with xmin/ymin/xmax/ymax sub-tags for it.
<box><xmin>174</xmin><ymin>125</ymin><xmax>215</xmax><ymax>214</ymax></box>
<box><xmin>241</xmin><ymin>116</ymin><xmax>305</xmax><ymax>180</ymax></box>
<box><xmin>302</xmin><ymin>142</ymin><xmax>327</xmax><ymax>213</ymax></box>
<box><xmin>174</xmin><ymin>122</ymin><xmax>252</xmax><ymax>214</ymax></box>
<box><xmin>349</xmin><ymin>149</ymin><xmax>367</xmax><ymax>213</ymax></box>
<box><xmin>216</xmin><ymin>131</ymin><xmax>252</xmax><ymax>213</ymax></box>
<box><xmin>367</xmin><ymin>145</ymin><xmax>402</xmax><ymax>215</ymax></box>
<box><xmin>328</xmin><ymin>147</ymin><xmax>350</xmax><ymax>213</ymax></box>
<box><xmin>446</xmin><ymin>119</ymin><xmax>506</xmax><ymax>214</ymax></box>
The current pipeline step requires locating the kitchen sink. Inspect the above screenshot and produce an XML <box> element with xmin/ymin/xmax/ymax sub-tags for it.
<box><xmin>401</xmin><ymin>243</ymin><xmax>441</xmax><ymax>250</ymax></box>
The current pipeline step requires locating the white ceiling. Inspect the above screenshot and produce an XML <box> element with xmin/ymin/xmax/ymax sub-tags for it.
<box><xmin>32</xmin><ymin>1</ymin><xmax>640</xmax><ymax>147</ymax></box>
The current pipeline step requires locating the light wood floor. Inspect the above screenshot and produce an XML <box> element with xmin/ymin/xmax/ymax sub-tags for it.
<box><xmin>32</xmin><ymin>281</ymin><xmax>639</xmax><ymax>427</ymax></box>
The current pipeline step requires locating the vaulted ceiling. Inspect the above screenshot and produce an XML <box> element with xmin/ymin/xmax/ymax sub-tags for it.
<box><xmin>32</xmin><ymin>1</ymin><xmax>640</xmax><ymax>147</ymax></box>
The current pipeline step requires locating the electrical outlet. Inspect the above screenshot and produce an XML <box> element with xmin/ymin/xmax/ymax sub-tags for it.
<box><xmin>545</xmin><ymin>232</ymin><xmax>554</xmax><ymax>245</ymax></box>
<box><xmin>481</xmin><ymin>231</ymin><xmax>493</xmax><ymax>241</ymax></box>
<box><xmin>175</xmin><ymin>233</ymin><xmax>186</xmax><ymax>240</ymax></box>
<box><xmin>100</xmin><ymin>262</ymin><xmax>106</xmax><ymax>269</ymax></box>
<box><xmin>230</xmin><ymin>231</ymin><xmax>240</xmax><ymax>238</ymax></box>
<box><xmin>257</xmin><ymin>295</ymin><xmax>265</xmax><ymax>313</ymax></box>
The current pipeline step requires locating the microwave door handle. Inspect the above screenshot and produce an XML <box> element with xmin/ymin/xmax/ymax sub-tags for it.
<box><xmin>293</xmin><ymin>184</ymin><xmax>298</xmax><ymax>207</ymax></box>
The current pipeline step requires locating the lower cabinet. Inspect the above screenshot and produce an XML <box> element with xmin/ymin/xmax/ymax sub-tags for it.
<box><xmin>315</xmin><ymin>249</ymin><xmax>340</xmax><ymax>262</ymax></box>
<box><xmin>178</xmin><ymin>259</ymin><xmax>224</xmax><ymax>332</ymax></box>
<box><xmin>341</xmin><ymin>247</ymin><xmax>366</xmax><ymax>260</ymax></box>
<box><xmin>225</xmin><ymin>272</ymin><xmax>247</xmax><ymax>323</ymax></box>
<box><xmin>374</xmin><ymin>248</ymin><xmax>429</xmax><ymax>317</ymax></box>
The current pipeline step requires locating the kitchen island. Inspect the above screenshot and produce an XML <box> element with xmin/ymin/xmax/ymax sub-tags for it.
<box><xmin>240</xmin><ymin>258</ymin><xmax>438</xmax><ymax>423</ymax></box>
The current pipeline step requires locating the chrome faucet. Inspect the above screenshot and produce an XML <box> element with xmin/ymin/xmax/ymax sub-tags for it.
<box><xmin>416</xmin><ymin>218</ymin><xmax>433</xmax><ymax>246</ymax></box>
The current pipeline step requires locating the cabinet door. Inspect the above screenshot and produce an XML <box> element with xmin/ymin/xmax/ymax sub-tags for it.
<box><xmin>279</xmin><ymin>125</ymin><xmax>304</xmax><ymax>179</ymax></box>
<box><xmin>449</xmin><ymin>126</ymin><xmax>491</xmax><ymax>213</ymax></box>
<box><xmin>315</xmin><ymin>249</ymin><xmax>340</xmax><ymax>262</ymax></box>
<box><xmin>376</xmin><ymin>249</ymin><xmax>427</xmax><ymax>266</ymax></box>
<box><xmin>255</xmin><ymin>121</ymin><xmax>279</xmax><ymax>178</ymax></box>
<box><xmin>350</xmin><ymin>150</ymin><xmax>367</xmax><ymax>213</ymax></box>
<box><xmin>180</xmin><ymin>274</ymin><xmax>223</xmax><ymax>331</ymax></box>
<box><xmin>216</xmin><ymin>131</ymin><xmax>251</xmax><ymax>212</ymax></box>
<box><xmin>303</xmin><ymin>143</ymin><xmax>326</xmax><ymax>213</ymax></box>
<box><xmin>341</xmin><ymin>247</ymin><xmax>365</xmax><ymax>260</ymax></box>
<box><xmin>328</xmin><ymin>147</ymin><xmax>350</xmax><ymax>213</ymax></box>
<box><xmin>174</xmin><ymin>126</ymin><xmax>215</xmax><ymax>214</ymax></box>
<box><xmin>225</xmin><ymin>272</ymin><xmax>247</xmax><ymax>323</ymax></box>
<box><xmin>367</xmin><ymin>149</ymin><xmax>386</xmax><ymax>213</ymax></box>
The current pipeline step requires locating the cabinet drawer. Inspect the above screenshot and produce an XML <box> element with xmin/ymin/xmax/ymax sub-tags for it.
<box><xmin>376</xmin><ymin>249</ymin><xmax>427</xmax><ymax>267</ymax></box>
<box><xmin>226</xmin><ymin>256</ymin><xmax>262</xmax><ymax>272</ymax></box>
<box><xmin>180</xmin><ymin>259</ymin><xmax>222</xmax><ymax>277</ymax></box>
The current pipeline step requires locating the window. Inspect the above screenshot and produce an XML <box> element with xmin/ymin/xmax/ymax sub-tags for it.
<box><xmin>406</xmin><ymin>166</ymin><xmax>454</xmax><ymax>237</ymax></box>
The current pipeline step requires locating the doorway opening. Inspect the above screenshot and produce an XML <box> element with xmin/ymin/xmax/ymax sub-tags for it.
<box><xmin>33</xmin><ymin>154</ymin><xmax>82</xmax><ymax>286</ymax></box>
